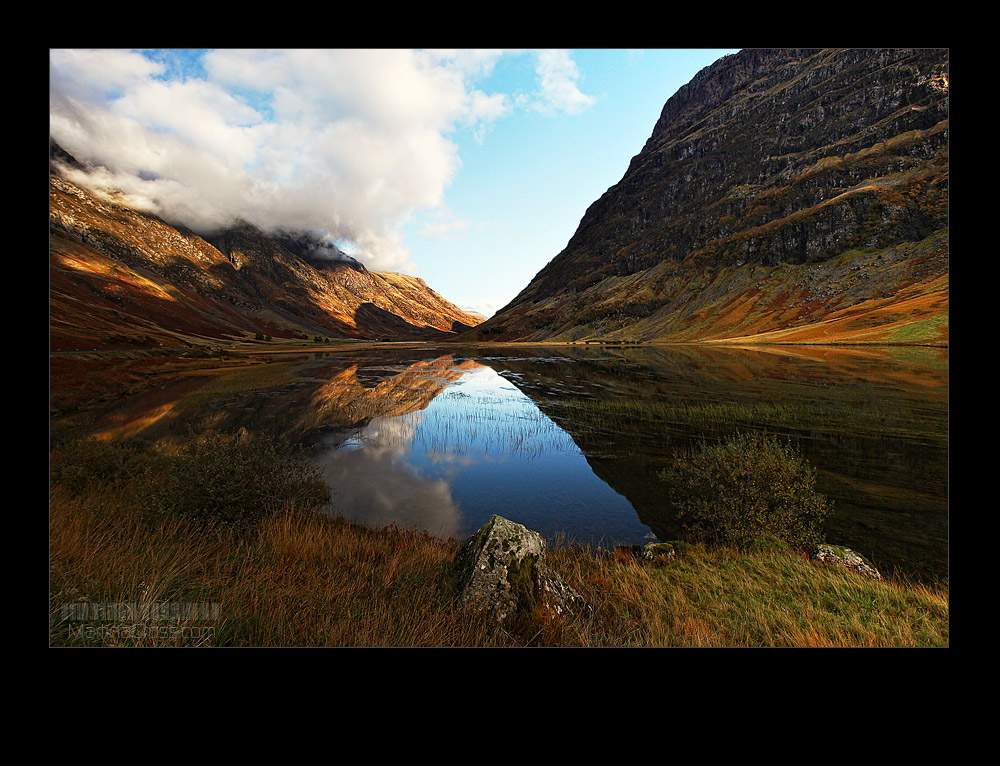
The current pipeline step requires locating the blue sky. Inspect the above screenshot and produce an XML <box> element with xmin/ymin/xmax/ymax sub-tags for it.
<box><xmin>50</xmin><ymin>48</ymin><xmax>739</xmax><ymax>317</ymax></box>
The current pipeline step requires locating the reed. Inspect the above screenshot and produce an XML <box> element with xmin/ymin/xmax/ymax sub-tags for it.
<box><xmin>540</xmin><ymin>392</ymin><xmax>945</xmax><ymax>445</ymax></box>
<box><xmin>49</xmin><ymin>439</ymin><xmax>948</xmax><ymax>647</ymax></box>
<box><xmin>50</xmin><ymin>485</ymin><xmax>517</xmax><ymax>647</ymax></box>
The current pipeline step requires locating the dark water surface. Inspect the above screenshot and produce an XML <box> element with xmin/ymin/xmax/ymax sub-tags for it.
<box><xmin>86</xmin><ymin>343</ymin><xmax>949</xmax><ymax>582</ymax></box>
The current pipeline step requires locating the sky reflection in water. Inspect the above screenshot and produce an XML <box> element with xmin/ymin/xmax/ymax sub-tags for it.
<box><xmin>309</xmin><ymin>362</ymin><xmax>654</xmax><ymax>545</ymax></box>
<box><xmin>78</xmin><ymin>342</ymin><xmax>947</xmax><ymax>580</ymax></box>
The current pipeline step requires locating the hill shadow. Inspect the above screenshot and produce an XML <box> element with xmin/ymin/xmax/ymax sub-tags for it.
<box><xmin>353</xmin><ymin>302</ymin><xmax>454</xmax><ymax>341</ymax></box>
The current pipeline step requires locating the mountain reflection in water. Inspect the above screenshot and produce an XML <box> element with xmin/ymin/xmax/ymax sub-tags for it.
<box><xmin>76</xmin><ymin>343</ymin><xmax>947</xmax><ymax>581</ymax></box>
<box><xmin>309</xmin><ymin>363</ymin><xmax>654</xmax><ymax>545</ymax></box>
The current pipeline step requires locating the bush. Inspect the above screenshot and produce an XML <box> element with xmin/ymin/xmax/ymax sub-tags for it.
<box><xmin>49</xmin><ymin>436</ymin><xmax>156</xmax><ymax>495</ymax></box>
<box><xmin>51</xmin><ymin>432</ymin><xmax>331</xmax><ymax>531</ymax></box>
<box><xmin>145</xmin><ymin>433</ymin><xmax>331</xmax><ymax>530</ymax></box>
<box><xmin>661</xmin><ymin>432</ymin><xmax>831</xmax><ymax>551</ymax></box>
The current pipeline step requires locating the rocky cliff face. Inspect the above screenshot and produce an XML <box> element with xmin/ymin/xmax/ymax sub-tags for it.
<box><xmin>467</xmin><ymin>48</ymin><xmax>948</xmax><ymax>345</ymax></box>
<box><xmin>49</xmin><ymin>155</ymin><xmax>481</xmax><ymax>351</ymax></box>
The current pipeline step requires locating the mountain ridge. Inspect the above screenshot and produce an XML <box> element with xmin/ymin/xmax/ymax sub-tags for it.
<box><xmin>48</xmin><ymin>154</ymin><xmax>481</xmax><ymax>351</ymax></box>
<box><xmin>462</xmin><ymin>48</ymin><xmax>948</xmax><ymax>346</ymax></box>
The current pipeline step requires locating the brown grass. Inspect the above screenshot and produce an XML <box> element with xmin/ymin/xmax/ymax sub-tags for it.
<box><xmin>50</xmin><ymin>485</ymin><xmax>948</xmax><ymax>648</ymax></box>
<box><xmin>547</xmin><ymin>542</ymin><xmax>948</xmax><ymax>647</ymax></box>
<box><xmin>50</xmin><ymin>486</ymin><xmax>523</xmax><ymax>647</ymax></box>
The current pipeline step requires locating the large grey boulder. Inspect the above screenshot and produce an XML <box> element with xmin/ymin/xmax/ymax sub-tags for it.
<box><xmin>454</xmin><ymin>515</ymin><xmax>588</xmax><ymax>622</ymax></box>
<box><xmin>813</xmin><ymin>544</ymin><xmax>883</xmax><ymax>580</ymax></box>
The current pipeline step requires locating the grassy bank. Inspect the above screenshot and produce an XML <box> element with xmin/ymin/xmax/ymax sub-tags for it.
<box><xmin>49</xmin><ymin>436</ymin><xmax>948</xmax><ymax>647</ymax></box>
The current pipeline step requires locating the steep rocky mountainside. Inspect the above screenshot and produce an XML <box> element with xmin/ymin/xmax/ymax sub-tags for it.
<box><xmin>49</xmin><ymin>154</ymin><xmax>481</xmax><ymax>351</ymax></box>
<box><xmin>465</xmin><ymin>48</ymin><xmax>948</xmax><ymax>345</ymax></box>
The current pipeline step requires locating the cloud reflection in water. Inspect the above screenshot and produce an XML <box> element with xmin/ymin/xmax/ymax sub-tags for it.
<box><xmin>310</xmin><ymin>361</ymin><xmax>654</xmax><ymax>545</ymax></box>
<box><xmin>312</xmin><ymin>411</ymin><xmax>464</xmax><ymax>538</ymax></box>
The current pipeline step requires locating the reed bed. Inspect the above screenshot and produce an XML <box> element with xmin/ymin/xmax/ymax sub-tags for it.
<box><xmin>50</xmin><ymin>486</ymin><xmax>514</xmax><ymax>647</ymax></box>
<box><xmin>540</xmin><ymin>391</ymin><xmax>946</xmax><ymax>446</ymax></box>
<box><xmin>547</xmin><ymin>542</ymin><xmax>948</xmax><ymax>647</ymax></box>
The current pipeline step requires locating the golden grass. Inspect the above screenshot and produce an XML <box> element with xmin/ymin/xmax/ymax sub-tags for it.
<box><xmin>50</xmin><ymin>485</ymin><xmax>948</xmax><ymax>648</ymax></box>
<box><xmin>546</xmin><ymin>542</ymin><xmax>948</xmax><ymax>647</ymax></box>
<box><xmin>49</xmin><ymin>486</ymin><xmax>515</xmax><ymax>647</ymax></box>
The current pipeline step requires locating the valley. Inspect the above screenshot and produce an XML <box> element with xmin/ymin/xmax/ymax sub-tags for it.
<box><xmin>48</xmin><ymin>48</ymin><xmax>949</xmax><ymax>647</ymax></box>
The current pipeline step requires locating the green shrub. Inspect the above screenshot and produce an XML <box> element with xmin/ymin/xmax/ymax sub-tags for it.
<box><xmin>49</xmin><ymin>436</ymin><xmax>156</xmax><ymax>494</ymax></box>
<box><xmin>661</xmin><ymin>431</ymin><xmax>831</xmax><ymax>551</ymax></box>
<box><xmin>145</xmin><ymin>433</ymin><xmax>330</xmax><ymax>530</ymax></box>
<box><xmin>51</xmin><ymin>431</ymin><xmax>331</xmax><ymax>531</ymax></box>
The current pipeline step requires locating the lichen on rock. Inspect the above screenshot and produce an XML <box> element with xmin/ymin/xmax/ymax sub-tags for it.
<box><xmin>642</xmin><ymin>541</ymin><xmax>681</xmax><ymax>565</ymax></box>
<box><xmin>453</xmin><ymin>515</ymin><xmax>588</xmax><ymax>622</ymax></box>
<box><xmin>813</xmin><ymin>543</ymin><xmax>883</xmax><ymax>580</ymax></box>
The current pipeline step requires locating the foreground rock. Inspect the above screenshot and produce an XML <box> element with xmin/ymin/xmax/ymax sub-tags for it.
<box><xmin>643</xmin><ymin>541</ymin><xmax>681</xmax><ymax>564</ymax></box>
<box><xmin>813</xmin><ymin>544</ymin><xmax>883</xmax><ymax>580</ymax></box>
<box><xmin>454</xmin><ymin>515</ymin><xmax>588</xmax><ymax>622</ymax></box>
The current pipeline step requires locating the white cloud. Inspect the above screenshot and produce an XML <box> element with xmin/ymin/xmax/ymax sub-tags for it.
<box><xmin>458</xmin><ymin>298</ymin><xmax>502</xmax><ymax>320</ymax></box>
<box><xmin>49</xmin><ymin>49</ymin><xmax>164</xmax><ymax>99</ymax></box>
<box><xmin>49</xmin><ymin>48</ymin><xmax>593</xmax><ymax>274</ymax></box>
<box><xmin>532</xmin><ymin>49</ymin><xmax>596</xmax><ymax>115</ymax></box>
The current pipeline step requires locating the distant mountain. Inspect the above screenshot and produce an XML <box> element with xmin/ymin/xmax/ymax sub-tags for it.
<box><xmin>49</xmin><ymin>148</ymin><xmax>481</xmax><ymax>351</ymax></box>
<box><xmin>464</xmin><ymin>48</ymin><xmax>948</xmax><ymax>345</ymax></box>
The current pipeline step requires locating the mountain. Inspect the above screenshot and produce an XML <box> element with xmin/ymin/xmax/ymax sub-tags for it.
<box><xmin>49</xmin><ymin>147</ymin><xmax>482</xmax><ymax>351</ymax></box>
<box><xmin>464</xmin><ymin>48</ymin><xmax>948</xmax><ymax>345</ymax></box>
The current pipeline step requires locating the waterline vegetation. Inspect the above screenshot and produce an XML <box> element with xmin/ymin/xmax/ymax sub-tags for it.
<box><xmin>49</xmin><ymin>432</ymin><xmax>948</xmax><ymax>647</ymax></box>
<box><xmin>662</xmin><ymin>432</ymin><xmax>831</xmax><ymax>552</ymax></box>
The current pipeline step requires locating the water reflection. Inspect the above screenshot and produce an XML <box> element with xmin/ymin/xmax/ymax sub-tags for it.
<box><xmin>310</xmin><ymin>412</ymin><xmax>464</xmax><ymax>538</ymax></box>
<box><xmin>309</xmin><ymin>362</ymin><xmax>655</xmax><ymax>545</ymax></box>
<box><xmin>477</xmin><ymin>343</ymin><xmax>948</xmax><ymax>581</ymax></box>
<box><xmin>74</xmin><ymin>342</ymin><xmax>947</xmax><ymax>581</ymax></box>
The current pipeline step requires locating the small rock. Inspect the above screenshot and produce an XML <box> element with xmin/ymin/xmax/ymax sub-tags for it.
<box><xmin>813</xmin><ymin>544</ymin><xmax>882</xmax><ymax>580</ymax></box>
<box><xmin>642</xmin><ymin>541</ymin><xmax>680</xmax><ymax>564</ymax></box>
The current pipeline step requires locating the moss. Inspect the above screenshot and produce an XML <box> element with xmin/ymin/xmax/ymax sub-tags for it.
<box><xmin>822</xmin><ymin>544</ymin><xmax>875</xmax><ymax>569</ymax></box>
<box><xmin>506</xmin><ymin>554</ymin><xmax>540</xmax><ymax>608</ymax></box>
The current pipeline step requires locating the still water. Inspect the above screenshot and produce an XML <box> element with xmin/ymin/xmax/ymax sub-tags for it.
<box><xmin>307</xmin><ymin>361</ymin><xmax>654</xmax><ymax>545</ymax></box>
<box><xmin>86</xmin><ymin>343</ymin><xmax>949</xmax><ymax>581</ymax></box>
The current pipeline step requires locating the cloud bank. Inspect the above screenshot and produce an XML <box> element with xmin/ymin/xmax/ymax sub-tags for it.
<box><xmin>49</xmin><ymin>48</ymin><xmax>594</xmax><ymax>273</ymax></box>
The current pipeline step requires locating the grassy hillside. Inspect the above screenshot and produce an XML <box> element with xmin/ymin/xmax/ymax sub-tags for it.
<box><xmin>466</xmin><ymin>49</ymin><xmax>948</xmax><ymax>346</ymax></box>
<box><xmin>463</xmin><ymin>230</ymin><xmax>947</xmax><ymax>346</ymax></box>
<box><xmin>49</xmin><ymin>172</ymin><xmax>481</xmax><ymax>351</ymax></box>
